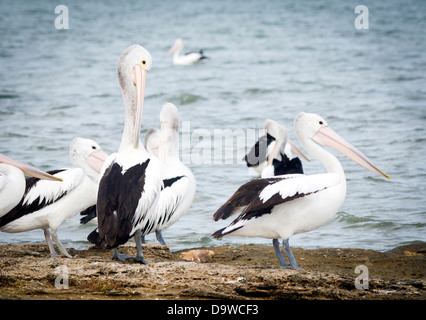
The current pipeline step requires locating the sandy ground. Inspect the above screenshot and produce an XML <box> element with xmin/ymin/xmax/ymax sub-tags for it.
<box><xmin>0</xmin><ymin>242</ymin><xmax>424</xmax><ymax>300</ymax></box>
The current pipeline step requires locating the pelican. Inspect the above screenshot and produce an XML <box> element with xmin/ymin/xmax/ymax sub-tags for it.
<box><xmin>213</xmin><ymin>112</ymin><xmax>390</xmax><ymax>269</ymax></box>
<box><xmin>142</xmin><ymin>103</ymin><xmax>196</xmax><ymax>245</ymax></box>
<box><xmin>166</xmin><ymin>38</ymin><xmax>207</xmax><ymax>65</ymax></box>
<box><xmin>0</xmin><ymin>138</ymin><xmax>107</xmax><ymax>258</ymax></box>
<box><xmin>244</xmin><ymin>119</ymin><xmax>309</xmax><ymax>178</ymax></box>
<box><xmin>87</xmin><ymin>45</ymin><xmax>163</xmax><ymax>264</ymax></box>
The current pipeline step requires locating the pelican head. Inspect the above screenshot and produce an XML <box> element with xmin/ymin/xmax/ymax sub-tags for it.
<box><xmin>295</xmin><ymin>112</ymin><xmax>390</xmax><ymax>179</ymax></box>
<box><xmin>158</xmin><ymin>103</ymin><xmax>180</xmax><ymax>162</ymax></box>
<box><xmin>0</xmin><ymin>154</ymin><xmax>62</xmax><ymax>181</ymax></box>
<box><xmin>117</xmin><ymin>45</ymin><xmax>153</xmax><ymax>149</ymax></box>
<box><xmin>160</xmin><ymin>102</ymin><xmax>180</xmax><ymax>132</ymax></box>
<box><xmin>264</xmin><ymin>119</ymin><xmax>310</xmax><ymax>163</ymax></box>
<box><xmin>70</xmin><ymin>138</ymin><xmax>108</xmax><ymax>181</ymax></box>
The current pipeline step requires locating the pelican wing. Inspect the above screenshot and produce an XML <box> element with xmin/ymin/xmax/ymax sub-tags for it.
<box><xmin>91</xmin><ymin>159</ymin><xmax>150</xmax><ymax>249</ymax></box>
<box><xmin>212</xmin><ymin>173</ymin><xmax>341</xmax><ymax>238</ymax></box>
<box><xmin>22</xmin><ymin>169</ymin><xmax>83</xmax><ymax>207</ymax></box>
<box><xmin>153</xmin><ymin>174</ymin><xmax>195</xmax><ymax>231</ymax></box>
<box><xmin>213</xmin><ymin>175</ymin><xmax>296</xmax><ymax>221</ymax></box>
<box><xmin>89</xmin><ymin>152</ymin><xmax>162</xmax><ymax>249</ymax></box>
<box><xmin>0</xmin><ymin>168</ymin><xmax>84</xmax><ymax>228</ymax></box>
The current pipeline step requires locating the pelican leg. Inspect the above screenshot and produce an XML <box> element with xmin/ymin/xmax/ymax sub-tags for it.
<box><xmin>272</xmin><ymin>239</ymin><xmax>289</xmax><ymax>268</ymax></box>
<box><xmin>134</xmin><ymin>230</ymin><xmax>148</xmax><ymax>264</ymax></box>
<box><xmin>51</xmin><ymin>229</ymin><xmax>73</xmax><ymax>258</ymax></box>
<box><xmin>44</xmin><ymin>229</ymin><xmax>59</xmax><ymax>258</ymax></box>
<box><xmin>111</xmin><ymin>231</ymin><xmax>148</xmax><ymax>264</ymax></box>
<box><xmin>155</xmin><ymin>230</ymin><xmax>167</xmax><ymax>246</ymax></box>
<box><xmin>141</xmin><ymin>235</ymin><xmax>146</xmax><ymax>244</ymax></box>
<box><xmin>283</xmin><ymin>238</ymin><xmax>302</xmax><ymax>270</ymax></box>
<box><xmin>111</xmin><ymin>248</ymin><xmax>134</xmax><ymax>262</ymax></box>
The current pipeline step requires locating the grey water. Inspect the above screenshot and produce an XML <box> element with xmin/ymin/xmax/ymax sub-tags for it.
<box><xmin>0</xmin><ymin>0</ymin><xmax>425</xmax><ymax>253</ymax></box>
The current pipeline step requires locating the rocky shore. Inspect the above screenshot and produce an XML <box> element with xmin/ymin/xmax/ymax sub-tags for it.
<box><xmin>0</xmin><ymin>242</ymin><xmax>424</xmax><ymax>300</ymax></box>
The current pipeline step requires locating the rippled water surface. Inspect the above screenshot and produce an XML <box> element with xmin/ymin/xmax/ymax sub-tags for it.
<box><xmin>1</xmin><ymin>0</ymin><xmax>425</xmax><ymax>252</ymax></box>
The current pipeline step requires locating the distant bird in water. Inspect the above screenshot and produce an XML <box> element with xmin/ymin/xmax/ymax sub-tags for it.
<box><xmin>166</xmin><ymin>38</ymin><xmax>208</xmax><ymax>65</ymax></box>
<box><xmin>213</xmin><ymin>112</ymin><xmax>390</xmax><ymax>269</ymax></box>
<box><xmin>243</xmin><ymin>119</ymin><xmax>309</xmax><ymax>178</ymax></box>
<box><xmin>143</xmin><ymin>103</ymin><xmax>196</xmax><ymax>246</ymax></box>
<box><xmin>0</xmin><ymin>138</ymin><xmax>107</xmax><ymax>257</ymax></box>
<box><xmin>87</xmin><ymin>45</ymin><xmax>163</xmax><ymax>264</ymax></box>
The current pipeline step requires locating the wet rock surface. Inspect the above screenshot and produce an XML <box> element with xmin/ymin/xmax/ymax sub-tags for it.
<box><xmin>0</xmin><ymin>242</ymin><xmax>424</xmax><ymax>300</ymax></box>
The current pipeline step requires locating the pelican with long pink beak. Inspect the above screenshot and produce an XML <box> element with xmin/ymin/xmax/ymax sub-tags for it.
<box><xmin>0</xmin><ymin>138</ymin><xmax>108</xmax><ymax>258</ymax></box>
<box><xmin>213</xmin><ymin>112</ymin><xmax>390</xmax><ymax>269</ymax></box>
<box><xmin>88</xmin><ymin>45</ymin><xmax>163</xmax><ymax>264</ymax></box>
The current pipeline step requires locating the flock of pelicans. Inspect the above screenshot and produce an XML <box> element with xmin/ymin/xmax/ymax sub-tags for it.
<box><xmin>0</xmin><ymin>42</ymin><xmax>390</xmax><ymax>269</ymax></box>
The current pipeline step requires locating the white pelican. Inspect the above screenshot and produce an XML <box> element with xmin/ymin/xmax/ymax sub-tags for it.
<box><xmin>166</xmin><ymin>38</ymin><xmax>208</xmax><ymax>65</ymax></box>
<box><xmin>213</xmin><ymin>112</ymin><xmax>390</xmax><ymax>269</ymax></box>
<box><xmin>142</xmin><ymin>103</ymin><xmax>196</xmax><ymax>245</ymax></box>
<box><xmin>0</xmin><ymin>138</ymin><xmax>107</xmax><ymax>258</ymax></box>
<box><xmin>244</xmin><ymin>119</ymin><xmax>309</xmax><ymax>178</ymax></box>
<box><xmin>87</xmin><ymin>45</ymin><xmax>163</xmax><ymax>264</ymax></box>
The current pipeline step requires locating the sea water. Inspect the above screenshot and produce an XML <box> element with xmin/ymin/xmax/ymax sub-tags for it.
<box><xmin>0</xmin><ymin>0</ymin><xmax>425</xmax><ymax>252</ymax></box>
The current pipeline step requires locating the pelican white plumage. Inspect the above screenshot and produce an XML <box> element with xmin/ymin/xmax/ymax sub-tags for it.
<box><xmin>244</xmin><ymin>119</ymin><xmax>309</xmax><ymax>178</ymax></box>
<box><xmin>88</xmin><ymin>45</ymin><xmax>163</xmax><ymax>264</ymax></box>
<box><xmin>213</xmin><ymin>112</ymin><xmax>390</xmax><ymax>269</ymax></box>
<box><xmin>143</xmin><ymin>103</ymin><xmax>196</xmax><ymax>245</ymax></box>
<box><xmin>166</xmin><ymin>38</ymin><xmax>207</xmax><ymax>65</ymax></box>
<box><xmin>0</xmin><ymin>154</ymin><xmax>62</xmax><ymax>217</ymax></box>
<box><xmin>0</xmin><ymin>138</ymin><xmax>107</xmax><ymax>257</ymax></box>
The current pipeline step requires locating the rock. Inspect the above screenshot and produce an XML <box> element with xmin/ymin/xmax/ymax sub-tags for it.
<box><xmin>180</xmin><ymin>249</ymin><xmax>215</xmax><ymax>263</ymax></box>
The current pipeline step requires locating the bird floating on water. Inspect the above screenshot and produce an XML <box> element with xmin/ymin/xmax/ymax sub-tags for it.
<box><xmin>166</xmin><ymin>38</ymin><xmax>208</xmax><ymax>65</ymax></box>
<box><xmin>213</xmin><ymin>112</ymin><xmax>390</xmax><ymax>269</ymax></box>
<box><xmin>243</xmin><ymin>119</ymin><xmax>309</xmax><ymax>178</ymax></box>
<box><xmin>88</xmin><ymin>45</ymin><xmax>163</xmax><ymax>264</ymax></box>
<box><xmin>0</xmin><ymin>138</ymin><xmax>107</xmax><ymax>257</ymax></box>
<box><xmin>143</xmin><ymin>103</ymin><xmax>196</xmax><ymax>246</ymax></box>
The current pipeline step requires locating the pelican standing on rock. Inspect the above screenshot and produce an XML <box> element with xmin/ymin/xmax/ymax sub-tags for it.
<box><xmin>88</xmin><ymin>45</ymin><xmax>163</xmax><ymax>264</ymax></box>
<box><xmin>213</xmin><ymin>112</ymin><xmax>390</xmax><ymax>269</ymax></box>
<box><xmin>0</xmin><ymin>138</ymin><xmax>107</xmax><ymax>257</ymax></box>
<box><xmin>166</xmin><ymin>38</ymin><xmax>208</xmax><ymax>65</ymax></box>
<box><xmin>244</xmin><ymin>119</ymin><xmax>309</xmax><ymax>178</ymax></box>
<box><xmin>143</xmin><ymin>103</ymin><xmax>196</xmax><ymax>245</ymax></box>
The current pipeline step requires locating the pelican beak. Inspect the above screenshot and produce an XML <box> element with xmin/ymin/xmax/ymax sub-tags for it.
<box><xmin>0</xmin><ymin>153</ymin><xmax>63</xmax><ymax>181</ymax></box>
<box><xmin>266</xmin><ymin>141</ymin><xmax>280</xmax><ymax>166</ymax></box>
<box><xmin>288</xmin><ymin>139</ymin><xmax>311</xmax><ymax>162</ymax></box>
<box><xmin>86</xmin><ymin>149</ymin><xmax>109</xmax><ymax>173</ymax></box>
<box><xmin>313</xmin><ymin>126</ymin><xmax>390</xmax><ymax>179</ymax></box>
<box><xmin>133</xmin><ymin>65</ymin><xmax>148</xmax><ymax>149</ymax></box>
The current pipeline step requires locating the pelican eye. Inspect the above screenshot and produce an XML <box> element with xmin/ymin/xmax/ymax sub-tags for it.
<box><xmin>141</xmin><ymin>59</ymin><xmax>147</xmax><ymax>66</ymax></box>
<box><xmin>92</xmin><ymin>146</ymin><xmax>97</xmax><ymax>150</ymax></box>
<box><xmin>319</xmin><ymin>120</ymin><xmax>324</xmax><ymax>125</ymax></box>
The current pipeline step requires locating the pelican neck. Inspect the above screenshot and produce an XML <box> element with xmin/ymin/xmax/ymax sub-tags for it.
<box><xmin>304</xmin><ymin>138</ymin><xmax>345</xmax><ymax>178</ymax></box>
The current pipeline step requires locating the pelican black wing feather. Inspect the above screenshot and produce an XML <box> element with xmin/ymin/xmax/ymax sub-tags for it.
<box><xmin>88</xmin><ymin>159</ymin><xmax>150</xmax><ymax>249</ymax></box>
<box><xmin>273</xmin><ymin>153</ymin><xmax>304</xmax><ymax>175</ymax></box>
<box><xmin>212</xmin><ymin>177</ymin><xmax>283</xmax><ymax>221</ymax></box>
<box><xmin>80</xmin><ymin>205</ymin><xmax>97</xmax><ymax>224</ymax></box>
